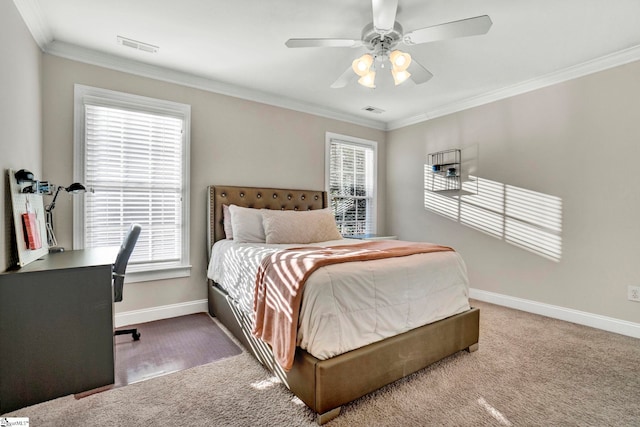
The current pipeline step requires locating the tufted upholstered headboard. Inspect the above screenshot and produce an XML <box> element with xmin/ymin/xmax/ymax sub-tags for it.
<box><xmin>207</xmin><ymin>185</ymin><xmax>328</xmax><ymax>255</ymax></box>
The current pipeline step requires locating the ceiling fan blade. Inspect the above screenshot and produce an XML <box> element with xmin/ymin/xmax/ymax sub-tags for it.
<box><xmin>372</xmin><ymin>0</ymin><xmax>398</xmax><ymax>34</ymax></box>
<box><xmin>403</xmin><ymin>15</ymin><xmax>492</xmax><ymax>45</ymax></box>
<box><xmin>285</xmin><ymin>38</ymin><xmax>362</xmax><ymax>48</ymax></box>
<box><xmin>330</xmin><ymin>66</ymin><xmax>356</xmax><ymax>88</ymax></box>
<box><xmin>408</xmin><ymin>59</ymin><xmax>433</xmax><ymax>85</ymax></box>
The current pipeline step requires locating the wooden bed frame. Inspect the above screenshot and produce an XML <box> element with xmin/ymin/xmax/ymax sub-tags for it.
<box><xmin>206</xmin><ymin>185</ymin><xmax>479</xmax><ymax>424</ymax></box>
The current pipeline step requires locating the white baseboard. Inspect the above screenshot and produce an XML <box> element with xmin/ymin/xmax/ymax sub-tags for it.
<box><xmin>115</xmin><ymin>292</ymin><xmax>640</xmax><ymax>340</ymax></box>
<box><xmin>114</xmin><ymin>299</ymin><xmax>208</xmax><ymax>328</ymax></box>
<box><xmin>470</xmin><ymin>288</ymin><xmax>640</xmax><ymax>339</ymax></box>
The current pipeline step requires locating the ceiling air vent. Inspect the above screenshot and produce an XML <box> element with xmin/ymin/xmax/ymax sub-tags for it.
<box><xmin>362</xmin><ymin>106</ymin><xmax>385</xmax><ymax>114</ymax></box>
<box><xmin>117</xmin><ymin>36</ymin><xmax>159</xmax><ymax>53</ymax></box>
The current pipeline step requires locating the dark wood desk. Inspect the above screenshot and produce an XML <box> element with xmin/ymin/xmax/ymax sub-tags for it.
<box><xmin>0</xmin><ymin>247</ymin><xmax>117</xmax><ymax>413</ymax></box>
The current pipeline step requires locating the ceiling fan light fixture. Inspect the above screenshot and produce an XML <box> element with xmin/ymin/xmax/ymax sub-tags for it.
<box><xmin>358</xmin><ymin>71</ymin><xmax>376</xmax><ymax>88</ymax></box>
<box><xmin>286</xmin><ymin>1</ymin><xmax>492</xmax><ymax>90</ymax></box>
<box><xmin>352</xmin><ymin>54</ymin><xmax>374</xmax><ymax>76</ymax></box>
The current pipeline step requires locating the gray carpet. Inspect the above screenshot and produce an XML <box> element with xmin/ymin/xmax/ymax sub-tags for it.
<box><xmin>4</xmin><ymin>301</ymin><xmax>640</xmax><ymax>426</ymax></box>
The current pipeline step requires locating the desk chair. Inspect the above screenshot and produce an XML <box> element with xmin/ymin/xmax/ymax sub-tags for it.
<box><xmin>114</xmin><ymin>224</ymin><xmax>142</xmax><ymax>341</ymax></box>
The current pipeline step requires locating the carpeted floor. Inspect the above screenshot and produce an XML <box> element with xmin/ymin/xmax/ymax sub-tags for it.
<box><xmin>114</xmin><ymin>313</ymin><xmax>242</xmax><ymax>387</ymax></box>
<box><xmin>4</xmin><ymin>301</ymin><xmax>640</xmax><ymax>426</ymax></box>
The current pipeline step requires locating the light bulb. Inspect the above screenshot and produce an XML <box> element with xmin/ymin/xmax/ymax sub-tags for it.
<box><xmin>392</xmin><ymin>69</ymin><xmax>411</xmax><ymax>85</ymax></box>
<box><xmin>358</xmin><ymin>71</ymin><xmax>376</xmax><ymax>88</ymax></box>
<box><xmin>390</xmin><ymin>50</ymin><xmax>411</xmax><ymax>72</ymax></box>
<box><xmin>352</xmin><ymin>54</ymin><xmax>374</xmax><ymax>77</ymax></box>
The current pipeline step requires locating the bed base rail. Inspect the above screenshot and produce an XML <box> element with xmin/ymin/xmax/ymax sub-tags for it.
<box><xmin>208</xmin><ymin>281</ymin><xmax>480</xmax><ymax>424</ymax></box>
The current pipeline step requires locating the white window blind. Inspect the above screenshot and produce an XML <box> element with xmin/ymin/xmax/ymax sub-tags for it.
<box><xmin>74</xmin><ymin>85</ymin><xmax>190</xmax><ymax>281</ymax></box>
<box><xmin>327</xmin><ymin>135</ymin><xmax>377</xmax><ymax>236</ymax></box>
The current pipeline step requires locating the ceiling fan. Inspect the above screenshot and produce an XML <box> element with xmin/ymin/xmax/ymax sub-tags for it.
<box><xmin>285</xmin><ymin>0</ymin><xmax>492</xmax><ymax>89</ymax></box>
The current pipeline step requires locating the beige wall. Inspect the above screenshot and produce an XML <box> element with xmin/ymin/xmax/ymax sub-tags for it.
<box><xmin>42</xmin><ymin>55</ymin><xmax>386</xmax><ymax>314</ymax></box>
<box><xmin>387</xmin><ymin>60</ymin><xmax>640</xmax><ymax>324</ymax></box>
<box><xmin>1</xmin><ymin>1</ymin><xmax>42</xmax><ymax>271</ymax></box>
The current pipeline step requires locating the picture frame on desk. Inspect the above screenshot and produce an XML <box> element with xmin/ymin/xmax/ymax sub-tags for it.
<box><xmin>7</xmin><ymin>169</ymin><xmax>48</xmax><ymax>267</ymax></box>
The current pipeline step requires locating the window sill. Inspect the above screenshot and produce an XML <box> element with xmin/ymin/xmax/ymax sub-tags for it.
<box><xmin>125</xmin><ymin>265</ymin><xmax>192</xmax><ymax>283</ymax></box>
<box><xmin>346</xmin><ymin>234</ymin><xmax>397</xmax><ymax>240</ymax></box>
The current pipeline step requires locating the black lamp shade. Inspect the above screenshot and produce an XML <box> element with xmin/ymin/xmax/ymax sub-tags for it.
<box><xmin>66</xmin><ymin>183</ymin><xmax>86</xmax><ymax>193</ymax></box>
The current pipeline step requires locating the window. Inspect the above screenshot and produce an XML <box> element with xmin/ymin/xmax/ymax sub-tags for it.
<box><xmin>74</xmin><ymin>85</ymin><xmax>191</xmax><ymax>281</ymax></box>
<box><xmin>325</xmin><ymin>132</ymin><xmax>377</xmax><ymax>236</ymax></box>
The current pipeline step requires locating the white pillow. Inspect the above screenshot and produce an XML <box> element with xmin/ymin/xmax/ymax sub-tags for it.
<box><xmin>228</xmin><ymin>205</ymin><xmax>265</xmax><ymax>243</ymax></box>
<box><xmin>262</xmin><ymin>208</ymin><xmax>343</xmax><ymax>244</ymax></box>
<box><xmin>222</xmin><ymin>204</ymin><xmax>233</xmax><ymax>239</ymax></box>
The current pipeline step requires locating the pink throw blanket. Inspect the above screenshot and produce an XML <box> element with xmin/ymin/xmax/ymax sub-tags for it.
<box><xmin>252</xmin><ymin>240</ymin><xmax>454</xmax><ymax>371</ymax></box>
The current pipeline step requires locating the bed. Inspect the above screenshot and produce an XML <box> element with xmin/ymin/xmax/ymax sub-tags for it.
<box><xmin>206</xmin><ymin>185</ymin><xmax>479</xmax><ymax>424</ymax></box>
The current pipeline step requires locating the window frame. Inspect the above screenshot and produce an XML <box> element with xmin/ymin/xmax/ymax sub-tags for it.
<box><xmin>73</xmin><ymin>84</ymin><xmax>191</xmax><ymax>282</ymax></box>
<box><xmin>325</xmin><ymin>132</ymin><xmax>378</xmax><ymax>236</ymax></box>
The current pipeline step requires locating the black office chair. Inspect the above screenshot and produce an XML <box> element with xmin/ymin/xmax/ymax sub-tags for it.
<box><xmin>113</xmin><ymin>223</ymin><xmax>142</xmax><ymax>341</ymax></box>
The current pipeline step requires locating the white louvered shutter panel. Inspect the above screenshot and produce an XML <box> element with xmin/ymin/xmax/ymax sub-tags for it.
<box><xmin>83</xmin><ymin>104</ymin><xmax>184</xmax><ymax>266</ymax></box>
<box><xmin>329</xmin><ymin>138</ymin><xmax>375</xmax><ymax>236</ymax></box>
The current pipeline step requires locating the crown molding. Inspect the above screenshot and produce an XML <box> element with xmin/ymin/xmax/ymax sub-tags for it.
<box><xmin>12</xmin><ymin>0</ymin><xmax>52</xmax><ymax>50</ymax></box>
<box><xmin>44</xmin><ymin>41</ymin><xmax>387</xmax><ymax>131</ymax></box>
<box><xmin>387</xmin><ymin>44</ymin><xmax>640</xmax><ymax>130</ymax></box>
<box><xmin>49</xmin><ymin>39</ymin><xmax>640</xmax><ymax>133</ymax></box>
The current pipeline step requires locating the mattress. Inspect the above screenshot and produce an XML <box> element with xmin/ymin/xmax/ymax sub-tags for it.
<box><xmin>207</xmin><ymin>238</ymin><xmax>470</xmax><ymax>360</ymax></box>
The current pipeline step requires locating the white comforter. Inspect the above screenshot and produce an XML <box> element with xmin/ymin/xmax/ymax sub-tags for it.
<box><xmin>207</xmin><ymin>238</ymin><xmax>470</xmax><ymax>360</ymax></box>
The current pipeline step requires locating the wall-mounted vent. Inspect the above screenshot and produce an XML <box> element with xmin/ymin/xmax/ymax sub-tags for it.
<box><xmin>117</xmin><ymin>36</ymin><xmax>159</xmax><ymax>53</ymax></box>
<box><xmin>362</xmin><ymin>106</ymin><xmax>385</xmax><ymax>114</ymax></box>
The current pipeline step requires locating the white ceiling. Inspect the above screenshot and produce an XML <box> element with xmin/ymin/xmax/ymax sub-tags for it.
<box><xmin>15</xmin><ymin>0</ymin><xmax>640</xmax><ymax>130</ymax></box>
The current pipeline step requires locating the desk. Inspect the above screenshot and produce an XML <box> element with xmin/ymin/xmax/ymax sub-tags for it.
<box><xmin>0</xmin><ymin>247</ymin><xmax>117</xmax><ymax>413</ymax></box>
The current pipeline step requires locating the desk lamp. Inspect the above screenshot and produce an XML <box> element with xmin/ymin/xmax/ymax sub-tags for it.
<box><xmin>45</xmin><ymin>182</ymin><xmax>86</xmax><ymax>253</ymax></box>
